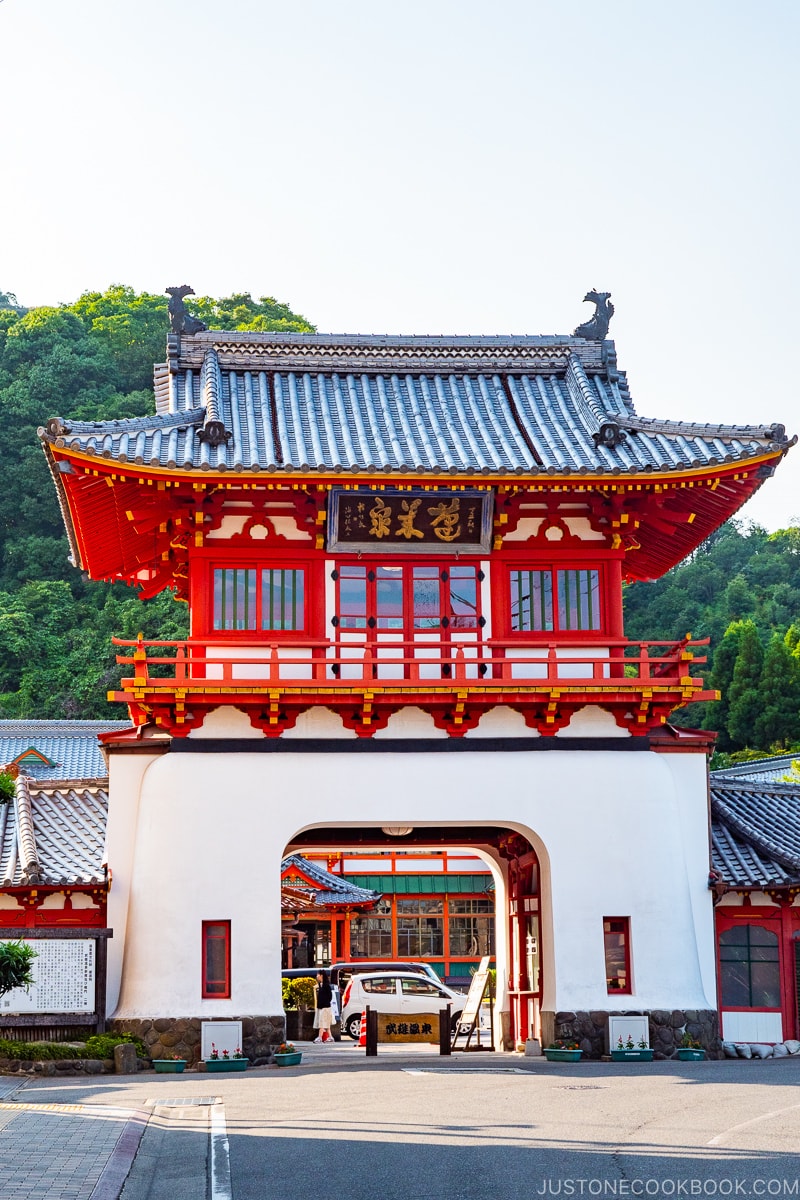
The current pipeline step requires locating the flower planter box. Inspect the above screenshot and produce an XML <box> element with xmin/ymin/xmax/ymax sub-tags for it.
<box><xmin>205</xmin><ymin>1058</ymin><xmax>248</xmax><ymax>1072</ymax></box>
<box><xmin>544</xmin><ymin>1048</ymin><xmax>583</xmax><ymax>1062</ymax></box>
<box><xmin>611</xmin><ymin>1049</ymin><xmax>654</xmax><ymax>1062</ymax></box>
<box><xmin>153</xmin><ymin>1059</ymin><xmax>187</xmax><ymax>1073</ymax></box>
<box><xmin>677</xmin><ymin>1048</ymin><xmax>705</xmax><ymax>1061</ymax></box>
<box><xmin>274</xmin><ymin>1052</ymin><xmax>303</xmax><ymax>1067</ymax></box>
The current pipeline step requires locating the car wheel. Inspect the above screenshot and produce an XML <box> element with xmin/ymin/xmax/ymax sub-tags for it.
<box><xmin>344</xmin><ymin>1014</ymin><xmax>362</xmax><ymax>1040</ymax></box>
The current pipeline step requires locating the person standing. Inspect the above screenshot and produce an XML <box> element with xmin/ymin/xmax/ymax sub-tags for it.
<box><xmin>314</xmin><ymin>970</ymin><xmax>334</xmax><ymax>1044</ymax></box>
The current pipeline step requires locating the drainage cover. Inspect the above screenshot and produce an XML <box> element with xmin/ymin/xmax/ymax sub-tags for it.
<box><xmin>147</xmin><ymin>1096</ymin><xmax>221</xmax><ymax>1106</ymax></box>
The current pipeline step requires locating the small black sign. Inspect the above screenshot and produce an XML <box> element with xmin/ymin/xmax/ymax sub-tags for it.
<box><xmin>327</xmin><ymin>488</ymin><xmax>493</xmax><ymax>554</ymax></box>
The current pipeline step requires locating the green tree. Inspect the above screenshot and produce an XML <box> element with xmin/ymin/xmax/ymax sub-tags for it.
<box><xmin>726</xmin><ymin>621</ymin><xmax>765</xmax><ymax>750</ymax></box>
<box><xmin>754</xmin><ymin>633</ymin><xmax>800</xmax><ymax>749</ymax></box>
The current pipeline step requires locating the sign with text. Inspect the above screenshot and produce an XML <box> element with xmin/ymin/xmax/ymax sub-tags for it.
<box><xmin>375</xmin><ymin>1012</ymin><xmax>441</xmax><ymax>1043</ymax></box>
<box><xmin>328</xmin><ymin>489</ymin><xmax>493</xmax><ymax>554</ymax></box>
<box><xmin>0</xmin><ymin>939</ymin><xmax>95</xmax><ymax>1014</ymax></box>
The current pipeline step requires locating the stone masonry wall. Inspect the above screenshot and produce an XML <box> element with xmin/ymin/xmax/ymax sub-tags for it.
<box><xmin>545</xmin><ymin>1009</ymin><xmax>722</xmax><ymax>1059</ymax></box>
<box><xmin>109</xmin><ymin>1014</ymin><xmax>285</xmax><ymax>1066</ymax></box>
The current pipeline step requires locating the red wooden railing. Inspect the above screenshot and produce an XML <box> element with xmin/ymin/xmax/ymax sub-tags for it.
<box><xmin>112</xmin><ymin>634</ymin><xmax>707</xmax><ymax>691</ymax></box>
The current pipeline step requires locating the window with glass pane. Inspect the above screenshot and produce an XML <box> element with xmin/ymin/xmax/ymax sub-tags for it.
<box><xmin>557</xmin><ymin>569</ymin><xmax>600</xmax><ymax>630</ymax></box>
<box><xmin>396</xmin><ymin>898</ymin><xmax>444</xmax><ymax>956</ymax></box>
<box><xmin>214</xmin><ymin>569</ymin><xmax>257</xmax><ymax>630</ymax></box>
<box><xmin>604</xmin><ymin>917</ymin><xmax>630</xmax><ymax>993</ymax></box>
<box><xmin>412</xmin><ymin>567</ymin><xmax>440</xmax><ymax>629</ymax></box>
<box><xmin>350</xmin><ymin>917</ymin><xmax>392</xmax><ymax>957</ymax></box>
<box><xmin>449</xmin><ymin>915</ymin><xmax>495</xmax><ymax>956</ymax></box>
<box><xmin>261</xmin><ymin>569</ymin><xmax>304</xmax><ymax>630</ymax></box>
<box><xmin>202</xmin><ymin>920</ymin><xmax>230</xmax><ymax>998</ymax></box>
<box><xmin>376</xmin><ymin>567</ymin><xmax>403</xmax><ymax>629</ymax></box>
<box><xmin>339</xmin><ymin>565</ymin><xmax>367</xmax><ymax>629</ymax></box>
<box><xmin>510</xmin><ymin>570</ymin><xmax>553</xmax><ymax>632</ymax></box>
<box><xmin>449</xmin><ymin>566</ymin><xmax>479</xmax><ymax>628</ymax></box>
<box><xmin>719</xmin><ymin>925</ymin><xmax>780</xmax><ymax>1008</ymax></box>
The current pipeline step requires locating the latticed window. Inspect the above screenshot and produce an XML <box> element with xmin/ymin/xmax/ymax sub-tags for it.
<box><xmin>604</xmin><ymin>917</ymin><xmax>631</xmax><ymax>993</ymax></box>
<box><xmin>213</xmin><ymin>568</ymin><xmax>305</xmax><ymax>631</ymax></box>
<box><xmin>349</xmin><ymin>917</ymin><xmax>393</xmax><ymax>958</ymax></box>
<box><xmin>396</xmin><ymin>897</ymin><xmax>444</xmax><ymax>957</ymax></box>
<box><xmin>510</xmin><ymin>568</ymin><xmax>601</xmax><ymax>632</ymax></box>
<box><xmin>448</xmin><ymin>897</ymin><xmax>495</xmax><ymax>956</ymax></box>
<box><xmin>719</xmin><ymin>924</ymin><xmax>780</xmax><ymax>1007</ymax></box>
<box><xmin>202</xmin><ymin>920</ymin><xmax>231</xmax><ymax>998</ymax></box>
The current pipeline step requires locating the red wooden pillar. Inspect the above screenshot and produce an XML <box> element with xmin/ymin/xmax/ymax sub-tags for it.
<box><xmin>779</xmin><ymin>897</ymin><xmax>796</xmax><ymax>1040</ymax></box>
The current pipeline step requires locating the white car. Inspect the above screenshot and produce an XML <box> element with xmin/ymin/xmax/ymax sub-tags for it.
<box><xmin>340</xmin><ymin>971</ymin><xmax>467</xmax><ymax>1039</ymax></box>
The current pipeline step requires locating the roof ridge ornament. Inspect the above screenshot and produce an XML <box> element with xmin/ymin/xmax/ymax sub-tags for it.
<box><xmin>166</xmin><ymin>285</ymin><xmax>208</xmax><ymax>336</ymax></box>
<box><xmin>574</xmin><ymin>290</ymin><xmax>614</xmax><ymax>341</ymax></box>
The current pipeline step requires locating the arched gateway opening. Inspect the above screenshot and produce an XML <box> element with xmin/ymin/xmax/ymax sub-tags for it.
<box><xmin>282</xmin><ymin>823</ymin><xmax>546</xmax><ymax>1046</ymax></box>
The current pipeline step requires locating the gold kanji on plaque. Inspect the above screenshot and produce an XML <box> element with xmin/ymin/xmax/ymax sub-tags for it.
<box><xmin>396</xmin><ymin>498</ymin><xmax>424</xmax><ymax>540</ymax></box>
<box><xmin>369</xmin><ymin>497</ymin><xmax>392</xmax><ymax>539</ymax></box>
<box><xmin>428</xmin><ymin>498</ymin><xmax>461</xmax><ymax>542</ymax></box>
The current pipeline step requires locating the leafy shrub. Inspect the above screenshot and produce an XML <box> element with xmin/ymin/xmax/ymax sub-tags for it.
<box><xmin>0</xmin><ymin>1038</ymin><xmax>81</xmax><ymax>1060</ymax></box>
<box><xmin>282</xmin><ymin>977</ymin><xmax>316</xmax><ymax>1009</ymax></box>
<box><xmin>0</xmin><ymin>1031</ymin><xmax>145</xmax><ymax>1061</ymax></box>
<box><xmin>83</xmin><ymin>1032</ymin><xmax>145</xmax><ymax>1059</ymax></box>
<box><xmin>0</xmin><ymin>940</ymin><xmax>37</xmax><ymax>998</ymax></box>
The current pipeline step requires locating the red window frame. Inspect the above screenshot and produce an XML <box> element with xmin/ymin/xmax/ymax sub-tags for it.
<box><xmin>191</xmin><ymin>554</ymin><xmax>324</xmax><ymax>641</ymax></box>
<box><xmin>335</xmin><ymin>559</ymin><xmax>483</xmax><ymax>636</ymax></box>
<box><xmin>202</xmin><ymin>920</ymin><xmax>231</xmax><ymax>998</ymax></box>
<box><xmin>505</xmin><ymin>563</ymin><xmax>604</xmax><ymax>637</ymax></box>
<box><xmin>604</xmin><ymin>916</ymin><xmax>631</xmax><ymax>994</ymax></box>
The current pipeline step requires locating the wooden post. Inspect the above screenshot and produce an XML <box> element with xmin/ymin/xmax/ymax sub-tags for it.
<box><xmin>365</xmin><ymin>1006</ymin><xmax>378</xmax><ymax>1056</ymax></box>
<box><xmin>440</xmin><ymin>1004</ymin><xmax>452</xmax><ymax>1056</ymax></box>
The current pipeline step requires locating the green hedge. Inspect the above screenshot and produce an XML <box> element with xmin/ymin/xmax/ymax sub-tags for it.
<box><xmin>0</xmin><ymin>1032</ymin><xmax>145</xmax><ymax>1061</ymax></box>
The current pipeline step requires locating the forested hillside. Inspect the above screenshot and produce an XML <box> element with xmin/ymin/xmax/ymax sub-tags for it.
<box><xmin>0</xmin><ymin>286</ymin><xmax>797</xmax><ymax>755</ymax></box>
<box><xmin>0</xmin><ymin>286</ymin><xmax>313</xmax><ymax>719</ymax></box>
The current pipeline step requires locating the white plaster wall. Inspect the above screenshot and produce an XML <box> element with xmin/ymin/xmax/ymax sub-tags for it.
<box><xmin>104</xmin><ymin>748</ymin><xmax>164</xmax><ymax>1013</ymax></box>
<box><xmin>111</xmin><ymin>731</ymin><xmax>716</xmax><ymax>1020</ymax></box>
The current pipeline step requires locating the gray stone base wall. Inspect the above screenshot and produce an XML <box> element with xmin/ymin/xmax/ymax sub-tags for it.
<box><xmin>543</xmin><ymin>1009</ymin><xmax>722</xmax><ymax>1060</ymax></box>
<box><xmin>109</xmin><ymin>1014</ymin><xmax>286</xmax><ymax>1066</ymax></box>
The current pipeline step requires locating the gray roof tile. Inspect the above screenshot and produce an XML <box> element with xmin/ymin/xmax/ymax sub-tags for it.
<box><xmin>40</xmin><ymin>333</ymin><xmax>794</xmax><ymax>477</ymax></box>
<box><xmin>0</xmin><ymin>776</ymin><xmax>107</xmax><ymax>886</ymax></box>
<box><xmin>0</xmin><ymin>721</ymin><xmax>128</xmax><ymax>781</ymax></box>
<box><xmin>710</xmin><ymin>778</ymin><xmax>800</xmax><ymax>888</ymax></box>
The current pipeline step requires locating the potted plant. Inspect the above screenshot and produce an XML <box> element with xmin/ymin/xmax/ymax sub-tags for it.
<box><xmin>273</xmin><ymin>1041</ymin><xmax>303</xmax><ymax>1067</ymax></box>
<box><xmin>543</xmin><ymin>1039</ymin><xmax>583</xmax><ymax>1062</ymax></box>
<box><xmin>205</xmin><ymin>1043</ymin><xmax>248</xmax><ymax>1072</ymax></box>
<box><xmin>677</xmin><ymin>1034</ymin><xmax>705</xmax><ymax>1061</ymax></box>
<box><xmin>611</xmin><ymin>1035</ymin><xmax>654</xmax><ymax>1062</ymax></box>
<box><xmin>153</xmin><ymin>1054</ymin><xmax>188</xmax><ymax>1074</ymax></box>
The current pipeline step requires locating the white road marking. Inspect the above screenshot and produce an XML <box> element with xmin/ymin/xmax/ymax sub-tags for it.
<box><xmin>210</xmin><ymin>1101</ymin><xmax>233</xmax><ymax>1200</ymax></box>
<box><xmin>707</xmin><ymin>1100</ymin><xmax>800</xmax><ymax>1145</ymax></box>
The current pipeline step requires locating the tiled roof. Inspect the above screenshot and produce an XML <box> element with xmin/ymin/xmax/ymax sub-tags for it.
<box><xmin>710</xmin><ymin>779</ymin><xmax>800</xmax><ymax>888</ymax></box>
<box><xmin>0</xmin><ymin>721</ymin><xmax>128</xmax><ymax>781</ymax></box>
<box><xmin>281</xmin><ymin>854</ymin><xmax>380</xmax><ymax>907</ymax></box>
<box><xmin>40</xmin><ymin>333</ymin><xmax>793</xmax><ymax>477</ymax></box>
<box><xmin>710</xmin><ymin>755</ymin><xmax>799</xmax><ymax>784</ymax></box>
<box><xmin>0</xmin><ymin>776</ymin><xmax>108</xmax><ymax>887</ymax></box>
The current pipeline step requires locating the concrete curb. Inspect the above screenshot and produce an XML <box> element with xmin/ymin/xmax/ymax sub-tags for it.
<box><xmin>88</xmin><ymin>1106</ymin><xmax>150</xmax><ymax>1200</ymax></box>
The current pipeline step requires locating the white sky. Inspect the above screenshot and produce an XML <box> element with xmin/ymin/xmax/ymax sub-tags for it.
<box><xmin>1</xmin><ymin>0</ymin><xmax>797</xmax><ymax>529</ymax></box>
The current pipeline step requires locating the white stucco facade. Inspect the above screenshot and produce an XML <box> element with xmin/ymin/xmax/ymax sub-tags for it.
<box><xmin>105</xmin><ymin>705</ymin><xmax>717</xmax><ymax>1025</ymax></box>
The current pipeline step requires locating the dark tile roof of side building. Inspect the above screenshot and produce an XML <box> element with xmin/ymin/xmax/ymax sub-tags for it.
<box><xmin>0</xmin><ymin>775</ymin><xmax>108</xmax><ymax>887</ymax></box>
<box><xmin>282</xmin><ymin>853</ymin><xmax>380</xmax><ymax>907</ymax></box>
<box><xmin>710</xmin><ymin>778</ymin><xmax>800</xmax><ymax>889</ymax></box>
<box><xmin>0</xmin><ymin>720</ymin><xmax>129</xmax><ymax>781</ymax></box>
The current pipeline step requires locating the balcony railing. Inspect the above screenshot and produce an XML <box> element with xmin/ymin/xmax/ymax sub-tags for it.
<box><xmin>112</xmin><ymin>634</ymin><xmax>707</xmax><ymax>692</ymax></box>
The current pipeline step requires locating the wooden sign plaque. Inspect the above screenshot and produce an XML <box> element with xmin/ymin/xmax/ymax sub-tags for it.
<box><xmin>327</xmin><ymin>488</ymin><xmax>493</xmax><ymax>554</ymax></box>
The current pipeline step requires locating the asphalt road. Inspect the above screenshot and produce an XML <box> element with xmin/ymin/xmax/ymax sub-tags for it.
<box><xmin>15</xmin><ymin>1053</ymin><xmax>800</xmax><ymax>1200</ymax></box>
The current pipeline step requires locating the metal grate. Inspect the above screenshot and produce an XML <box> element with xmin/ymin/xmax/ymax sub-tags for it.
<box><xmin>147</xmin><ymin>1097</ymin><xmax>220</xmax><ymax>1106</ymax></box>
